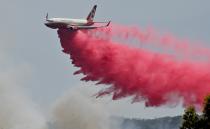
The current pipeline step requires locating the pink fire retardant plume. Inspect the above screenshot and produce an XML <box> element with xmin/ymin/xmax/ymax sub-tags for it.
<box><xmin>100</xmin><ymin>24</ymin><xmax>210</xmax><ymax>58</ymax></box>
<box><xmin>57</xmin><ymin>25</ymin><xmax>210</xmax><ymax>108</ymax></box>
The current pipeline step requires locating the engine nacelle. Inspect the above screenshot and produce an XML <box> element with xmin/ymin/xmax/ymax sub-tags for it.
<box><xmin>68</xmin><ymin>26</ymin><xmax>78</xmax><ymax>30</ymax></box>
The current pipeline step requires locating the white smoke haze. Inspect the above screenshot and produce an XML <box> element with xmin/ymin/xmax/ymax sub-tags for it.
<box><xmin>50</xmin><ymin>86</ymin><xmax>120</xmax><ymax>129</ymax></box>
<box><xmin>0</xmin><ymin>32</ymin><xmax>120</xmax><ymax>129</ymax></box>
<box><xmin>0</xmin><ymin>54</ymin><xmax>47</xmax><ymax>129</ymax></box>
<box><xmin>0</xmin><ymin>60</ymin><xmax>120</xmax><ymax>129</ymax></box>
<box><xmin>0</xmin><ymin>45</ymin><xmax>120</xmax><ymax>129</ymax></box>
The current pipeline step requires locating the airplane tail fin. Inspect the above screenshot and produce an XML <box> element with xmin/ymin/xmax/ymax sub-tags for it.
<box><xmin>86</xmin><ymin>5</ymin><xmax>97</xmax><ymax>22</ymax></box>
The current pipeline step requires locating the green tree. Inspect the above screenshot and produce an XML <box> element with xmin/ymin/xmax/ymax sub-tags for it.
<box><xmin>202</xmin><ymin>95</ymin><xmax>210</xmax><ymax>129</ymax></box>
<box><xmin>180</xmin><ymin>106</ymin><xmax>199</xmax><ymax>129</ymax></box>
<box><xmin>180</xmin><ymin>95</ymin><xmax>210</xmax><ymax>129</ymax></box>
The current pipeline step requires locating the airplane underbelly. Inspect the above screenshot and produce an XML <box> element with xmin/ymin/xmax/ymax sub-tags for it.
<box><xmin>45</xmin><ymin>22</ymin><xmax>67</xmax><ymax>29</ymax></box>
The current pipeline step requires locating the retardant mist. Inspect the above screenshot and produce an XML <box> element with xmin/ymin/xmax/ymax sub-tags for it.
<box><xmin>57</xmin><ymin>24</ymin><xmax>210</xmax><ymax>109</ymax></box>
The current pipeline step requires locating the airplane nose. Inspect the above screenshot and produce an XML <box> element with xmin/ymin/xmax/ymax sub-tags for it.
<box><xmin>45</xmin><ymin>22</ymin><xmax>53</xmax><ymax>28</ymax></box>
<box><xmin>44</xmin><ymin>22</ymin><xmax>57</xmax><ymax>29</ymax></box>
<box><xmin>44</xmin><ymin>22</ymin><xmax>50</xmax><ymax>27</ymax></box>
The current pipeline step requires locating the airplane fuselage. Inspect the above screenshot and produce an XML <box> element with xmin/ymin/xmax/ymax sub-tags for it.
<box><xmin>45</xmin><ymin>18</ymin><xmax>93</xmax><ymax>30</ymax></box>
<box><xmin>45</xmin><ymin>5</ymin><xmax>110</xmax><ymax>30</ymax></box>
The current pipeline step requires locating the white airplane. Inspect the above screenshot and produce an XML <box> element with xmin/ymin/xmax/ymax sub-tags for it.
<box><xmin>45</xmin><ymin>5</ymin><xmax>110</xmax><ymax>30</ymax></box>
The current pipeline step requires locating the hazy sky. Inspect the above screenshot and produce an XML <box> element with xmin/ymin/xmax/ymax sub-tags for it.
<box><xmin>1</xmin><ymin>0</ymin><xmax>210</xmax><ymax>118</ymax></box>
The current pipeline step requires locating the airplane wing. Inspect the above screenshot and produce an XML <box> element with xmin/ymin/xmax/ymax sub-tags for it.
<box><xmin>67</xmin><ymin>21</ymin><xmax>111</xmax><ymax>30</ymax></box>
